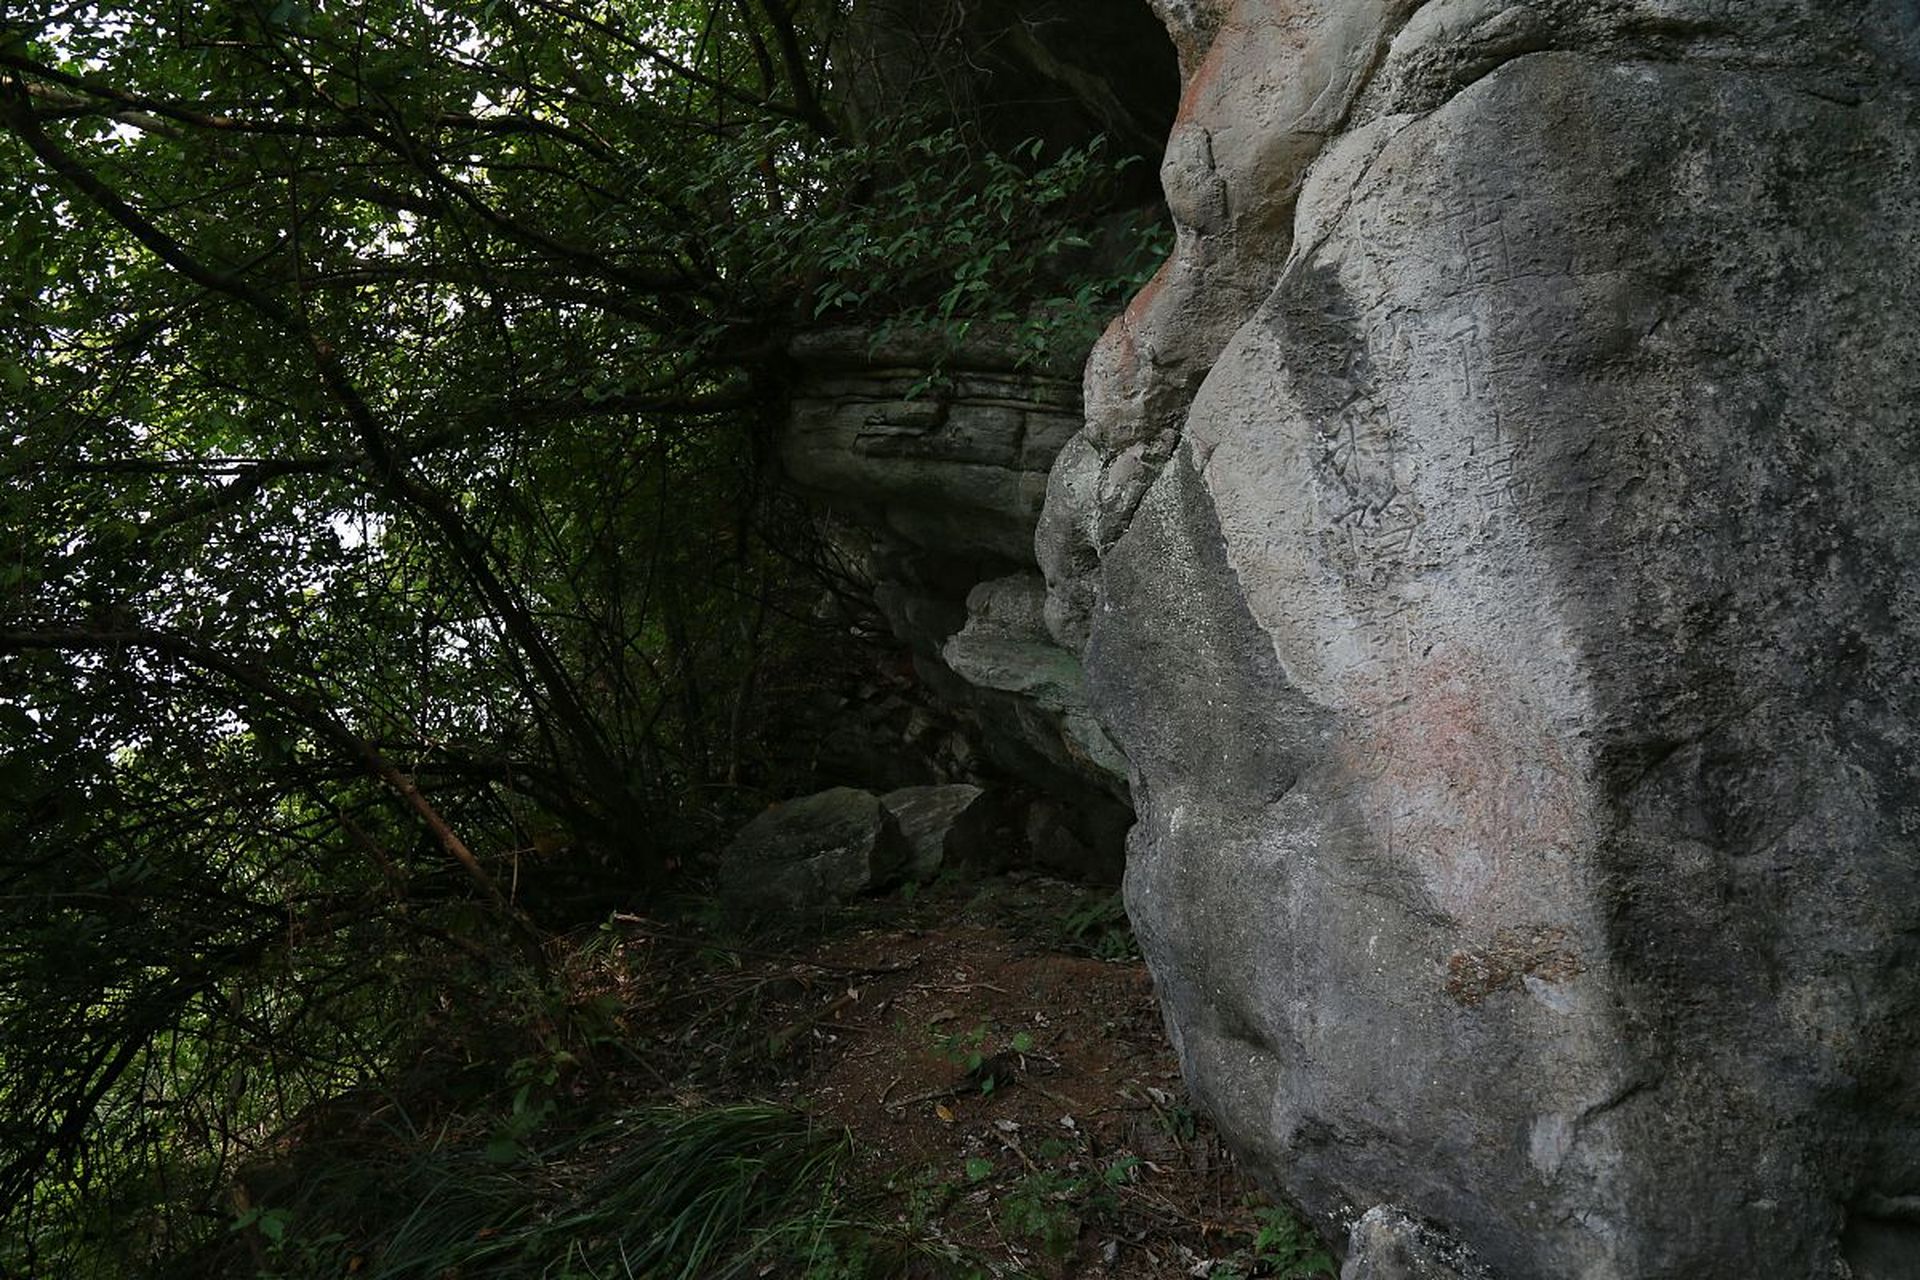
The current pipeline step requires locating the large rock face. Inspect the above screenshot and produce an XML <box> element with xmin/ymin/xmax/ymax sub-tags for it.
<box><xmin>1042</xmin><ymin>1</ymin><xmax>1920</xmax><ymax>1275</ymax></box>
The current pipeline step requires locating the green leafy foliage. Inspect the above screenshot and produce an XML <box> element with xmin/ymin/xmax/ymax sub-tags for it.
<box><xmin>1210</xmin><ymin>1201</ymin><xmax>1338</xmax><ymax>1280</ymax></box>
<box><xmin>0</xmin><ymin>0</ymin><xmax>1168</xmax><ymax>1271</ymax></box>
<box><xmin>783</xmin><ymin>123</ymin><xmax>1168</xmax><ymax>367</ymax></box>
<box><xmin>1252</xmin><ymin>1203</ymin><xmax>1338</xmax><ymax>1278</ymax></box>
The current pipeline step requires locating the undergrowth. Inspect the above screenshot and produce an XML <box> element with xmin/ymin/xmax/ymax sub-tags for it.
<box><xmin>36</xmin><ymin>877</ymin><xmax>1328</xmax><ymax>1280</ymax></box>
<box><xmin>1055</xmin><ymin>890</ymin><xmax>1138</xmax><ymax>961</ymax></box>
<box><xmin>203</xmin><ymin>1104</ymin><xmax>925</xmax><ymax>1279</ymax></box>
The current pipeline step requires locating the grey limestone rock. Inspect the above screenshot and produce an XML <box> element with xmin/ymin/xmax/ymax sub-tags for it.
<box><xmin>942</xmin><ymin>574</ymin><xmax>1130</xmax><ymax>787</ymax></box>
<box><xmin>1340</xmin><ymin>1207</ymin><xmax>1491</xmax><ymax>1280</ymax></box>
<box><xmin>880</xmin><ymin>783</ymin><xmax>990</xmax><ymax>879</ymax></box>
<box><xmin>782</xmin><ymin>329</ymin><xmax>1082</xmax><ymax>565</ymax></box>
<box><xmin>717</xmin><ymin>788</ymin><xmax>907</xmax><ymax>915</ymax></box>
<box><xmin>1044</xmin><ymin>1</ymin><xmax>1920</xmax><ymax>1276</ymax></box>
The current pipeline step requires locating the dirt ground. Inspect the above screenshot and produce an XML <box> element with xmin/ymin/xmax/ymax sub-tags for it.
<box><xmin>605</xmin><ymin>874</ymin><xmax>1332</xmax><ymax>1279</ymax></box>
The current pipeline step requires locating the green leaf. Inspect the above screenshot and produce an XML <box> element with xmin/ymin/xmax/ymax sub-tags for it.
<box><xmin>256</xmin><ymin>1208</ymin><xmax>290</xmax><ymax>1244</ymax></box>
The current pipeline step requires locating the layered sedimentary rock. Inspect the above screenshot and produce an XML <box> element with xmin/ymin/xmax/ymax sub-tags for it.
<box><xmin>785</xmin><ymin>330</ymin><xmax>1084</xmax><ymax>568</ymax></box>
<box><xmin>1041</xmin><ymin>1</ymin><xmax>1920</xmax><ymax>1275</ymax></box>
<box><xmin>780</xmin><ymin>330</ymin><xmax>1132</xmax><ymax>877</ymax></box>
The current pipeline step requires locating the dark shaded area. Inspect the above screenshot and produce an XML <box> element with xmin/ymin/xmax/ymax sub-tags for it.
<box><xmin>838</xmin><ymin>0</ymin><xmax>1179</xmax><ymax>195</ymax></box>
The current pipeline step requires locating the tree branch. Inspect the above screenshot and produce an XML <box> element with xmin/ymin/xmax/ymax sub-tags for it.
<box><xmin>2</xmin><ymin>80</ymin><xmax>644</xmax><ymax>851</ymax></box>
<box><xmin>0</xmin><ymin>625</ymin><xmax>509</xmax><ymax>911</ymax></box>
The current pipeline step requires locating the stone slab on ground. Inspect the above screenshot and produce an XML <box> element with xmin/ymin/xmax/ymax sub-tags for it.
<box><xmin>880</xmin><ymin>783</ymin><xmax>990</xmax><ymax>880</ymax></box>
<box><xmin>717</xmin><ymin>787</ymin><xmax>908</xmax><ymax>915</ymax></box>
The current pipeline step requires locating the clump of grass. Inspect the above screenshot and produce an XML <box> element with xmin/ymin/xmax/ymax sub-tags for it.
<box><xmin>542</xmin><ymin>1104</ymin><xmax>849</xmax><ymax>1279</ymax></box>
<box><xmin>221</xmin><ymin>1104</ymin><xmax>870</xmax><ymax>1279</ymax></box>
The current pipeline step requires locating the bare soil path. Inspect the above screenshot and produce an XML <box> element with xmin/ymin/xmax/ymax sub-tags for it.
<box><xmin>607</xmin><ymin>874</ymin><xmax>1329</xmax><ymax>1279</ymax></box>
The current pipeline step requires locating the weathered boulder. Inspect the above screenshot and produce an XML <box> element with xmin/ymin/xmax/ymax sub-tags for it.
<box><xmin>880</xmin><ymin>783</ymin><xmax>991</xmax><ymax>879</ymax></box>
<box><xmin>942</xmin><ymin>574</ymin><xmax>1129</xmax><ymax>787</ymax></box>
<box><xmin>1340</xmin><ymin>1207</ymin><xmax>1490</xmax><ymax>1280</ymax></box>
<box><xmin>1044</xmin><ymin>1</ymin><xmax>1920</xmax><ymax>1276</ymax></box>
<box><xmin>716</xmin><ymin>788</ymin><xmax>907</xmax><ymax>915</ymax></box>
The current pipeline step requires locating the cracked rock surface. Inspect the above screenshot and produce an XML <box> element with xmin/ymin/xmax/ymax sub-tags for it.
<box><xmin>1041</xmin><ymin>1</ymin><xmax>1920</xmax><ymax>1276</ymax></box>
